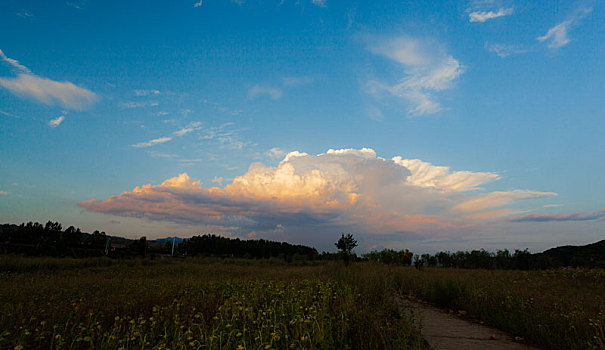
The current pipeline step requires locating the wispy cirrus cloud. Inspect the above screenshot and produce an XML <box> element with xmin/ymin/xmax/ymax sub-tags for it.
<box><xmin>0</xmin><ymin>49</ymin><xmax>98</xmax><ymax>110</ymax></box>
<box><xmin>510</xmin><ymin>208</ymin><xmax>605</xmax><ymax>222</ymax></box>
<box><xmin>0</xmin><ymin>49</ymin><xmax>31</xmax><ymax>73</ymax></box>
<box><xmin>174</xmin><ymin>122</ymin><xmax>202</xmax><ymax>137</ymax></box>
<box><xmin>367</xmin><ymin>36</ymin><xmax>464</xmax><ymax>116</ymax></box>
<box><xmin>133</xmin><ymin>122</ymin><xmax>202</xmax><ymax>148</ymax></box>
<box><xmin>80</xmin><ymin>147</ymin><xmax>554</xmax><ymax>241</ymax></box>
<box><xmin>134</xmin><ymin>89</ymin><xmax>160</xmax><ymax>96</ymax></box>
<box><xmin>131</xmin><ymin>136</ymin><xmax>172</xmax><ymax>148</ymax></box>
<box><xmin>312</xmin><ymin>0</ymin><xmax>326</xmax><ymax>8</ymax></box>
<box><xmin>485</xmin><ymin>43</ymin><xmax>526</xmax><ymax>58</ymax></box>
<box><xmin>282</xmin><ymin>76</ymin><xmax>314</xmax><ymax>87</ymax></box>
<box><xmin>48</xmin><ymin>116</ymin><xmax>65</xmax><ymax>128</ymax></box>
<box><xmin>248</xmin><ymin>85</ymin><xmax>283</xmax><ymax>100</ymax></box>
<box><xmin>469</xmin><ymin>8</ymin><xmax>513</xmax><ymax>22</ymax></box>
<box><xmin>0</xmin><ymin>109</ymin><xmax>23</xmax><ymax>119</ymax></box>
<box><xmin>537</xmin><ymin>7</ymin><xmax>592</xmax><ymax>49</ymax></box>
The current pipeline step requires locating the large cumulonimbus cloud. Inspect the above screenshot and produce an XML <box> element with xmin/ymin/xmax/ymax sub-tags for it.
<box><xmin>80</xmin><ymin>148</ymin><xmax>556</xmax><ymax>238</ymax></box>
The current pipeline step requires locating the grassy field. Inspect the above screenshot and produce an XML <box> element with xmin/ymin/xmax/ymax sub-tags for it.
<box><xmin>0</xmin><ymin>257</ymin><xmax>604</xmax><ymax>349</ymax></box>
<box><xmin>0</xmin><ymin>258</ymin><xmax>423</xmax><ymax>350</ymax></box>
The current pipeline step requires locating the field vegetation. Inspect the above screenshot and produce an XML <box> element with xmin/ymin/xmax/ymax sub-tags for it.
<box><xmin>0</xmin><ymin>257</ymin><xmax>423</xmax><ymax>349</ymax></box>
<box><xmin>1</xmin><ymin>256</ymin><xmax>604</xmax><ymax>349</ymax></box>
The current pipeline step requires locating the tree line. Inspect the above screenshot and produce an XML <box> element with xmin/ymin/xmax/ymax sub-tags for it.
<box><xmin>178</xmin><ymin>234</ymin><xmax>318</xmax><ymax>260</ymax></box>
<box><xmin>0</xmin><ymin>221</ymin><xmax>320</xmax><ymax>260</ymax></box>
<box><xmin>363</xmin><ymin>247</ymin><xmax>604</xmax><ymax>269</ymax></box>
<box><xmin>2</xmin><ymin>222</ymin><xmax>602</xmax><ymax>268</ymax></box>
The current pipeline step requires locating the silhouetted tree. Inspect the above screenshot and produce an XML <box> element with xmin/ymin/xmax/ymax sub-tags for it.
<box><xmin>335</xmin><ymin>233</ymin><xmax>357</xmax><ymax>266</ymax></box>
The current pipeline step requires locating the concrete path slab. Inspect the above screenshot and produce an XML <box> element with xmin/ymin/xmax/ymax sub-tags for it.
<box><xmin>397</xmin><ymin>298</ymin><xmax>540</xmax><ymax>350</ymax></box>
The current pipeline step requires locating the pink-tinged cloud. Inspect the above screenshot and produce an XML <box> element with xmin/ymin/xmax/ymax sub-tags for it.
<box><xmin>80</xmin><ymin>148</ymin><xmax>556</xmax><ymax>238</ymax></box>
<box><xmin>509</xmin><ymin>208</ymin><xmax>605</xmax><ymax>222</ymax></box>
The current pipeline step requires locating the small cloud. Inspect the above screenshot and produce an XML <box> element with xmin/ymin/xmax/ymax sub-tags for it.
<box><xmin>16</xmin><ymin>9</ymin><xmax>34</xmax><ymax>18</ymax></box>
<box><xmin>469</xmin><ymin>8</ymin><xmax>513</xmax><ymax>22</ymax></box>
<box><xmin>537</xmin><ymin>7</ymin><xmax>592</xmax><ymax>49</ymax></box>
<box><xmin>66</xmin><ymin>1</ymin><xmax>88</xmax><ymax>9</ymax></box>
<box><xmin>179</xmin><ymin>158</ymin><xmax>203</xmax><ymax>167</ymax></box>
<box><xmin>312</xmin><ymin>0</ymin><xmax>326</xmax><ymax>7</ymax></box>
<box><xmin>148</xmin><ymin>151</ymin><xmax>179</xmax><ymax>159</ymax></box>
<box><xmin>132</xmin><ymin>136</ymin><xmax>172</xmax><ymax>148</ymax></box>
<box><xmin>121</xmin><ymin>101</ymin><xmax>159</xmax><ymax>109</ymax></box>
<box><xmin>485</xmin><ymin>43</ymin><xmax>526</xmax><ymax>58</ymax></box>
<box><xmin>0</xmin><ymin>191</ymin><xmax>8</xmax><ymax>195</ymax></box>
<box><xmin>543</xmin><ymin>204</ymin><xmax>563</xmax><ymax>208</ymax></box>
<box><xmin>367</xmin><ymin>106</ymin><xmax>383</xmax><ymax>121</ymax></box>
<box><xmin>0</xmin><ymin>49</ymin><xmax>31</xmax><ymax>73</ymax></box>
<box><xmin>248</xmin><ymin>85</ymin><xmax>283</xmax><ymax>100</ymax></box>
<box><xmin>194</xmin><ymin>0</ymin><xmax>203</xmax><ymax>7</ymax></box>
<box><xmin>0</xmin><ymin>109</ymin><xmax>23</xmax><ymax>119</ymax></box>
<box><xmin>134</xmin><ymin>89</ymin><xmax>160</xmax><ymax>96</ymax></box>
<box><xmin>174</xmin><ymin>122</ymin><xmax>202</xmax><ymax>137</ymax></box>
<box><xmin>0</xmin><ymin>74</ymin><xmax>99</xmax><ymax>110</ymax></box>
<box><xmin>212</xmin><ymin>176</ymin><xmax>223</xmax><ymax>186</ymax></box>
<box><xmin>282</xmin><ymin>76</ymin><xmax>314</xmax><ymax>87</ymax></box>
<box><xmin>0</xmin><ymin>50</ymin><xmax>98</xmax><ymax>110</ymax></box>
<box><xmin>48</xmin><ymin>116</ymin><xmax>65</xmax><ymax>128</ymax></box>
<box><xmin>265</xmin><ymin>147</ymin><xmax>286</xmax><ymax>159</ymax></box>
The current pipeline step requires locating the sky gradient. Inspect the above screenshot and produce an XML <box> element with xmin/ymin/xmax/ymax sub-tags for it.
<box><xmin>1</xmin><ymin>0</ymin><xmax>603</xmax><ymax>253</ymax></box>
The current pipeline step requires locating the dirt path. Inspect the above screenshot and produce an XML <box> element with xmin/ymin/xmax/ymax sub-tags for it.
<box><xmin>397</xmin><ymin>297</ymin><xmax>540</xmax><ymax>350</ymax></box>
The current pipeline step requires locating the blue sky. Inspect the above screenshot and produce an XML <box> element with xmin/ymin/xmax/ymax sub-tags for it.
<box><xmin>1</xmin><ymin>0</ymin><xmax>603</xmax><ymax>253</ymax></box>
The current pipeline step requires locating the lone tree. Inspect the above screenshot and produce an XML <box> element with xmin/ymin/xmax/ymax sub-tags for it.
<box><xmin>335</xmin><ymin>233</ymin><xmax>357</xmax><ymax>266</ymax></box>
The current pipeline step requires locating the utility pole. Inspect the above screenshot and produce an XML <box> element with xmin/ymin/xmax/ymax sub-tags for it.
<box><xmin>171</xmin><ymin>237</ymin><xmax>175</xmax><ymax>257</ymax></box>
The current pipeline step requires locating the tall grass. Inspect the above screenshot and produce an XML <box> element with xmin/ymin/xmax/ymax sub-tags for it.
<box><xmin>0</xmin><ymin>257</ymin><xmax>425</xmax><ymax>349</ymax></box>
<box><xmin>350</xmin><ymin>263</ymin><xmax>605</xmax><ymax>350</ymax></box>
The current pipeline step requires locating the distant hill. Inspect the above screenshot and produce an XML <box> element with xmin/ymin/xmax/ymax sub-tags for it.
<box><xmin>154</xmin><ymin>237</ymin><xmax>185</xmax><ymax>244</ymax></box>
<box><xmin>540</xmin><ymin>240</ymin><xmax>605</xmax><ymax>268</ymax></box>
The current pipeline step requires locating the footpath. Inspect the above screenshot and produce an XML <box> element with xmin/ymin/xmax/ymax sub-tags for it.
<box><xmin>397</xmin><ymin>297</ymin><xmax>540</xmax><ymax>350</ymax></box>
